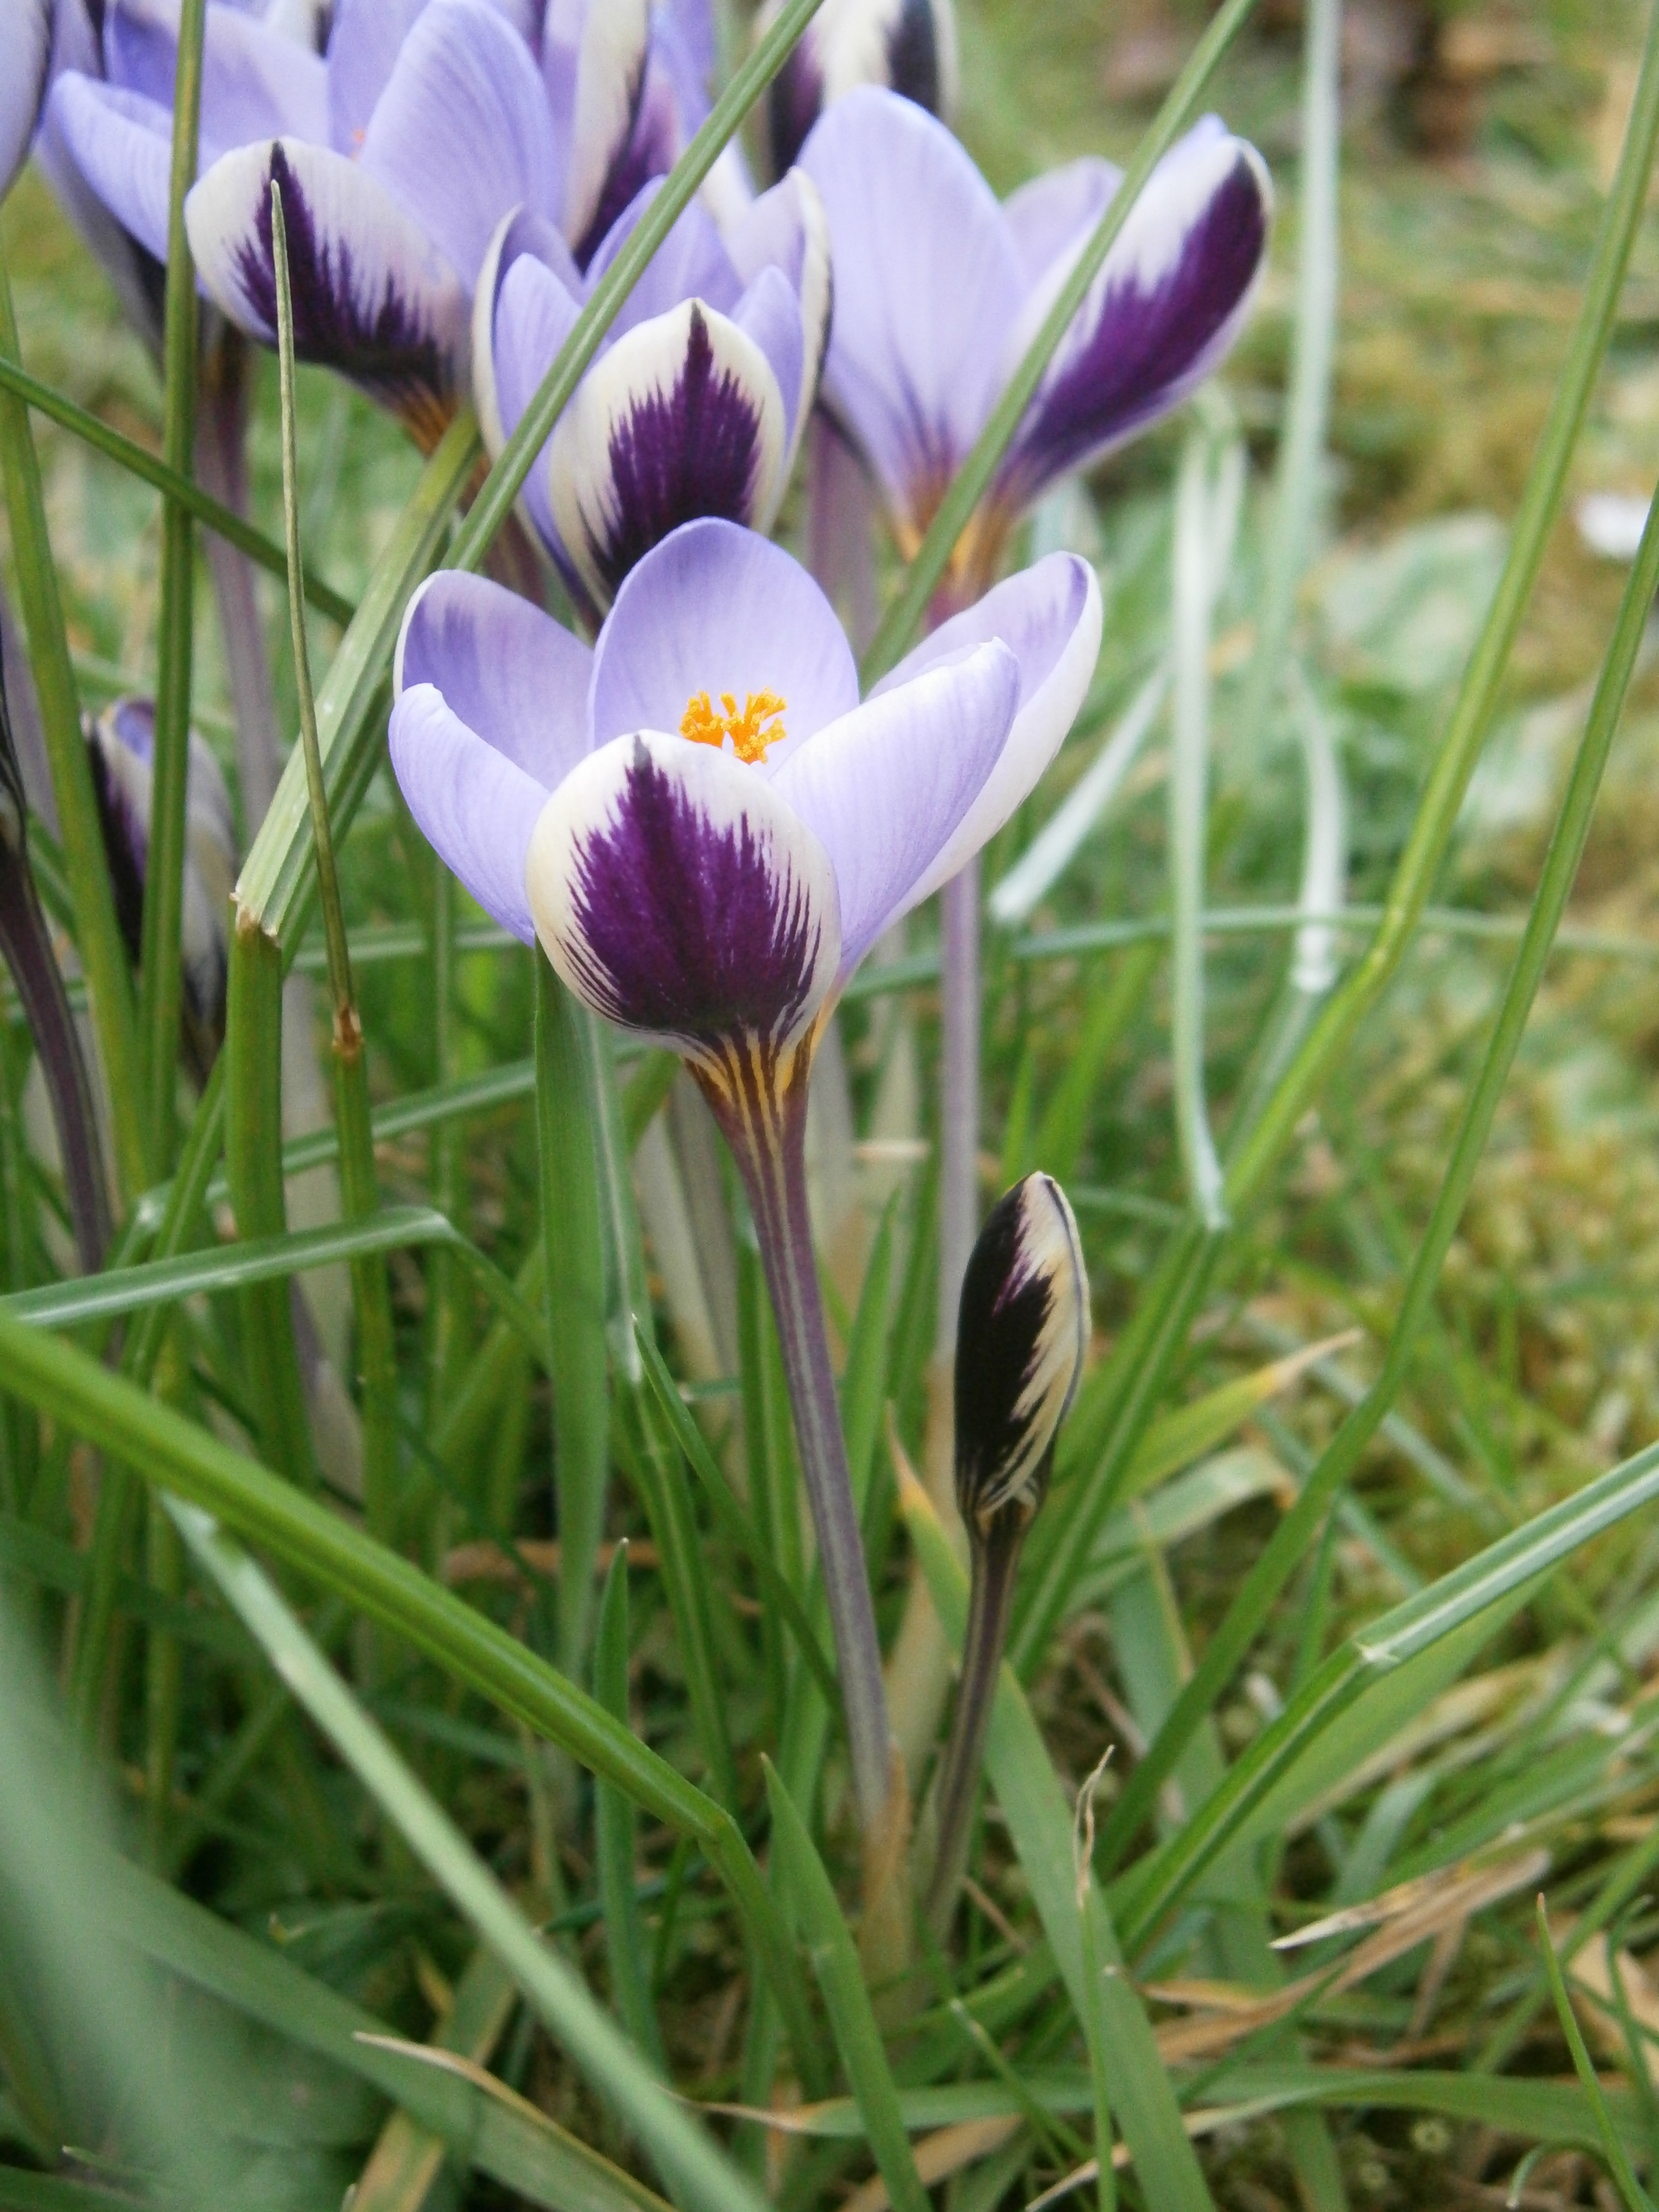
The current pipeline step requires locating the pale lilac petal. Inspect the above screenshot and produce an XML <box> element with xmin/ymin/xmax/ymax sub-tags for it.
<box><xmin>997</xmin><ymin>120</ymin><xmax>1272</xmax><ymax>509</ymax></box>
<box><xmin>395</xmin><ymin>570</ymin><xmax>593</xmax><ymax>787</ymax></box>
<box><xmin>548</xmin><ymin>301</ymin><xmax>788</xmax><ymax>610</ymax></box>
<box><xmin>725</xmin><ymin>169</ymin><xmax>831</xmax><ymax>453</ymax></box>
<box><xmin>589</xmin><ymin>517</ymin><xmax>858</xmax><ymax>757</ymax></box>
<box><xmin>2</xmin><ymin>1</ymin><xmax>52</xmax><ymax>202</ymax></box>
<box><xmin>1001</xmin><ymin>157</ymin><xmax>1117</xmax><ymax>293</ymax></box>
<box><xmin>325</xmin><ymin>0</ymin><xmax>428</xmax><ymax>151</ymax></box>
<box><xmin>107</xmin><ymin>0</ymin><xmax>329</xmax><ymax>161</ymax></box>
<box><xmin>471</xmin><ymin>205</ymin><xmax>580</xmax><ymax>456</ymax></box>
<box><xmin>731</xmin><ymin>265</ymin><xmax>804</xmax><ymax>452</ymax></box>
<box><xmin>390</xmin><ymin>684</ymin><xmax>543</xmax><ymax>943</ymax></box>
<box><xmin>543</xmin><ymin>0</ymin><xmax>650</xmax><ymax>257</ymax></box>
<box><xmin>186</xmin><ymin>137</ymin><xmax>465</xmax><ymax>428</ymax></box>
<box><xmin>800</xmin><ymin>86</ymin><xmax>1017</xmax><ymax>529</ymax></box>
<box><xmin>483</xmin><ymin>240</ymin><xmax>579</xmax><ymax>555</ymax></box>
<box><xmin>776</xmin><ymin>641</ymin><xmax>1018</xmax><ymax>969</ymax></box>
<box><xmin>359</xmin><ymin>0</ymin><xmax>557</xmax><ymax>292</ymax></box>
<box><xmin>525</xmin><ymin>727</ymin><xmax>840</xmax><ymax>1076</ymax></box>
<box><xmin>48</xmin><ymin>76</ymin><xmax>174</xmax><ymax>259</ymax></box>
<box><xmin>880</xmin><ymin>552</ymin><xmax>1102</xmax><ymax>898</ymax></box>
<box><xmin>583</xmin><ymin>179</ymin><xmax>741</xmax><ymax>338</ymax></box>
<box><xmin>763</xmin><ymin>0</ymin><xmax>956</xmax><ymax>176</ymax></box>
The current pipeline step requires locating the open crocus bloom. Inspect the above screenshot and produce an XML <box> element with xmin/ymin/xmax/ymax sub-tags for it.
<box><xmin>49</xmin><ymin>0</ymin><xmax>659</xmax><ymax>440</ymax></box>
<box><xmin>390</xmin><ymin>517</ymin><xmax>1098</xmax><ymax>1116</ymax></box>
<box><xmin>759</xmin><ymin>0</ymin><xmax>956</xmax><ymax>179</ymax></box>
<box><xmin>473</xmin><ymin>174</ymin><xmax>829</xmax><ymax>615</ymax></box>
<box><xmin>800</xmin><ymin>86</ymin><xmax>1272</xmax><ymax>578</ymax></box>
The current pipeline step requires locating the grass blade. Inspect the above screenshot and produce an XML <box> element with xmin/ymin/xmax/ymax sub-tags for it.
<box><xmin>1538</xmin><ymin>1898</ymin><xmax>1657</xmax><ymax>2211</ymax></box>
<box><xmin>594</xmin><ymin>1547</ymin><xmax>668</xmax><ymax>2074</ymax></box>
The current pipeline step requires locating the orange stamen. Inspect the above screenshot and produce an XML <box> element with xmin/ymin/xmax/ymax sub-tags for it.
<box><xmin>679</xmin><ymin>689</ymin><xmax>788</xmax><ymax>765</ymax></box>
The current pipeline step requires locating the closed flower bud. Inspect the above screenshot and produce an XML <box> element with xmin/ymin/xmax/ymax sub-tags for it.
<box><xmin>87</xmin><ymin>698</ymin><xmax>238</xmax><ymax>1084</ymax></box>
<box><xmin>761</xmin><ymin>0</ymin><xmax>957</xmax><ymax>178</ymax></box>
<box><xmin>954</xmin><ymin>1170</ymin><xmax>1087</xmax><ymax>1539</ymax></box>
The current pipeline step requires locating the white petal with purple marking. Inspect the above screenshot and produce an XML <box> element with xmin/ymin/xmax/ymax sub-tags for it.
<box><xmin>880</xmin><ymin>552</ymin><xmax>1102</xmax><ymax>899</ymax></box>
<box><xmin>775</xmin><ymin>640</ymin><xmax>1018</xmax><ymax>970</ymax></box>
<box><xmin>388</xmin><ymin>682</ymin><xmax>545</xmax><ymax>944</ymax></box>
<box><xmin>996</xmin><ymin>119</ymin><xmax>1271</xmax><ymax>507</ymax></box>
<box><xmin>544</xmin><ymin>0</ymin><xmax>650</xmax><ymax>254</ymax></box>
<box><xmin>801</xmin><ymin>86</ymin><xmax>1017</xmax><ymax>529</ymax></box>
<box><xmin>186</xmin><ymin>136</ymin><xmax>466</xmax><ymax>426</ymax></box>
<box><xmin>762</xmin><ymin>0</ymin><xmax>956</xmax><ymax>177</ymax></box>
<box><xmin>548</xmin><ymin>299</ymin><xmax>787</xmax><ymax>609</ymax></box>
<box><xmin>588</xmin><ymin>517</ymin><xmax>858</xmax><ymax>757</ymax></box>
<box><xmin>359</xmin><ymin>0</ymin><xmax>558</xmax><ymax>291</ymax></box>
<box><xmin>2</xmin><ymin>1</ymin><xmax>52</xmax><ymax>203</ymax></box>
<box><xmin>526</xmin><ymin>728</ymin><xmax>840</xmax><ymax>1076</ymax></box>
<box><xmin>395</xmin><ymin>568</ymin><xmax>593</xmax><ymax>788</ymax></box>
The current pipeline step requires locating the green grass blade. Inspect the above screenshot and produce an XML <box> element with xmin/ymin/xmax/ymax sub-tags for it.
<box><xmin>899</xmin><ymin>1468</ymin><xmax>1215</xmax><ymax>2210</ymax></box>
<box><xmin>594</xmin><ymin>1547</ymin><xmax>668</xmax><ymax>2073</ymax></box>
<box><xmin>1538</xmin><ymin>1898</ymin><xmax>1657</xmax><ymax>2211</ymax></box>
<box><xmin>170</xmin><ymin>1503</ymin><xmax>769</xmax><ymax>2212</ymax></box>
<box><xmin>764</xmin><ymin>1759</ymin><xmax>931</xmax><ymax>2212</ymax></box>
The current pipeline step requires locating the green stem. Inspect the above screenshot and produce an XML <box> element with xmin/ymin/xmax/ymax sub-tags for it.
<box><xmin>137</xmin><ymin>0</ymin><xmax>207</xmax><ymax>1174</ymax></box>
<box><xmin>0</xmin><ymin>254</ymin><xmax>143</xmax><ymax>1199</ymax></box>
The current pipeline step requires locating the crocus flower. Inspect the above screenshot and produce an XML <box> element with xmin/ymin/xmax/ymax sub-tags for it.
<box><xmin>927</xmin><ymin>1170</ymin><xmax>1086</xmax><ymax>1929</ymax></box>
<box><xmin>48</xmin><ymin>0</ymin><xmax>658</xmax><ymax>443</ymax></box>
<box><xmin>0</xmin><ymin>636</ymin><xmax>109</xmax><ymax>1272</ymax></box>
<box><xmin>760</xmin><ymin>0</ymin><xmax>956</xmax><ymax>179</ymax></box>
<box><xmin>87</xmin><ymin>697</ymin><xmax>238</xmax><ymax>1086</ymax></box>
<box><xmin>387</xmin><ymin>516</ymin><xmax>1100</xmax><ymax>1828</ymax></box>
<box><xmin>800</xmin><ymin>86</ymin><xmax>1272</xmax><ymax>589</ymax></box>
<box><xmin>473</xmin><ymin>173</ymin><xmax>829</xmax><ymax>615</ymax></box>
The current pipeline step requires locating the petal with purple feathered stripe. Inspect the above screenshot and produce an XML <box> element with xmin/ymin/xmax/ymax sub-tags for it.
<box><xmin>526</xmin><ymin>729</ymin><xmax>840</xmax><ymax>1085</ymax></box>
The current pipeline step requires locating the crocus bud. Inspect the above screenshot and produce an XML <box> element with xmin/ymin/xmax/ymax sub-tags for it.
<box><xmin>761</xmin><ymin>0</ymin><xmax>957</xmax><ymax>178</ymax></box>
<box><xmin>86</xmin><ymin>698</ymin><xmax>238</xmax><ymax>1084</ymax></box>
<box><xmin>953</xmin><ymin>1170</ymin><xmax>1087</xmax><ymax>1541</ymax></box>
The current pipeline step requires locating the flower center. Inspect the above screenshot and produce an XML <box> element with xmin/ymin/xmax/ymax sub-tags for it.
<box><xmin>678</xmin><ymin>689</ymin><xmax>788</xmax><ymax>766</ymax></box>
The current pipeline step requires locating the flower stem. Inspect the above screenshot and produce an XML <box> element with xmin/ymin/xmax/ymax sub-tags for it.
<box><xmin>935</xmin><ymin>856</ymin><xmax>982</xmax><ymax>1362</ymax></box>
<box><xmin>925</xmin><ymin>1521</ymin><xmax>1022</xmax><ymax>1932</ymax></box>
<box><xmin>713</xmin><ymin>1066</ymin><xmax>893</xmax><ymax>1831</ymax></box>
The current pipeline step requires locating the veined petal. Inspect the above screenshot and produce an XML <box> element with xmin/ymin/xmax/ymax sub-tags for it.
<box><xmin>395</xmin><ymin>569</ymin><xmax>592</xmax><ymax>788</ymax></box>
<box><xmin>326</xmin><ymin>0</ymin><xmax>429</xmax><ymax>153</ymax></box>
<box><xmin>800</xmin><ymin>86</ymin><xmax>1016</xmax><ymax>532</ymax></box>
<box><xmin>582</xmin><ymin>178</ymin><xmax>742</xmax><ymax>338</ymax></box>
<box><xmin>471</xmin><ymin>204</ymin><xmax>580</xmax><ymax>457</ymax></box>
<box><xmin>186</xmin><ymin>137</ymin><xmax>465</xmax><ymax>429</ymax></box>
<box><xmin>543</xmin><ymin>0</ymin><xmax>650</xmax><ymax>258</ymax></box>
<box><xmin>881</xmin><ymin>552</ymin><xmax>1102</xmax><ymax>901</ymax></box>
<box><xmin>1002</xmin><ymin>156</ymin><xmax>1117</xmax><ymax>292</ymax></box>
<box><xmin>589</xmin><ymin>516</ymin><xmax>858</xmax><ymax>756</ymax></box>
<box><xmin>107</xmin><ymin>0</ymin><xmax>329</xmax><ymax>161</ymax></box>
<box><xmin>997</xmin><ymin>119</ymin><xmax>1272</xmax><ymax>509</ymax></box>
<box><xmin>48</xmin><ymin>76</ymin><xmax>174</xmax><ymax>259</ymax></box>
<box><xmin>360</xmin><ymin>0</ymin><xmax>558</xmax><ymax>292</ymax></box>
<box><xmin>2</xmin><ymin>1</ymin><xmax>52</xmax><ymax>203</ymax></box>
<box><xmin>762</xmin><ymin>0</ymin><xmax>956</xmax><ymax>177</ymax></box>
<box><xmin>775</xmin><ymin>640</ymin><xmax>1018</xmax><ymax>971</ymax></box>
<box><xmin>725</xmin><ymin>169</ymin><xmax>831</xmax><ymax>457</ymax></box>
<box><xmin>731</xmin><ymin>265</ymin><xmax>804</xmax><ymax>454</ymax></box>
<box><xmin>548</xmin><ymin>299</ymin><xmax>787</xmax><ymax>609</ymax></box>
<box><xmin>388</xmin><ymin>683</ymin><xmax>544</xmax><ymax>944</ymax></box>
<box><xmin>525</xmin><ymin>728</ymin><xmax>840</xmax><ymax>1078</ymax></box>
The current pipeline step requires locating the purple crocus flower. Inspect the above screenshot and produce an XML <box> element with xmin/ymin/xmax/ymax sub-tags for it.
<box><xmin>473</xmin><ymin>173</ymin><xmax>829</xmax><ymax>615</ymax></box>
<box><xmin>760</xmin><ymin>0</ymin><xmax>956</xmax><ymax>180</ymax></box>
<box><xmin>800</xmin><ymin>86</ymin><xmax>1273</xmax><ymax>585</ymax></box>
<box><xmin>387</xmin><ymin>516</ymin><xmax>1100</xmax><ymax>1829</ymax></box>
<box><xmin>46</xmin><ymin>0</ymin><xmax>659</xmax><ymax>445</ymax></box>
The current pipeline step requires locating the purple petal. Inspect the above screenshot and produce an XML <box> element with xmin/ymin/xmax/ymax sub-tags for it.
<box><xmin>395</xmin><ymin>569</ymin><xmax>593</xmax><ymax>789</ymax></box>
<box><xmin>775</xmin><ymin>640</ymin><xmax>1018</xmax><ymax>970</ymax></box>
<box><xmin>879</xmin><ymin>552</ymin><xmax>1103</xmax><ymax>898</ymax></box>
<box><xmin>359</xmin><ymin>0</ymin><xmax>557</xmax><ymax>292</ymax></box>
<box><xmin>582</xmin><ymin>178</ymin><xmax>742</xmax><ymax>338</ymax></box>
<box><xmin>106</xmin><ymin>0</ymin><xmax>329</xmax><ymax>163</ymax></box>
<box><xmin>589</xmin><ymin>517</ymin><xmax>859</xmax><ymax>757</ymax></box>
<box><xmin>2</xmin><ymin>1</ymin><xmax>52</xmax><ymax>203</ymax></box>
<box><xmin>388</xmin><ymin>682</ymin><xmax>544</xmax><ymax>943</ymax></box>
<box><xmin>325</xmin><ymin>0</ymin><xmax>428</xmax><ymax>152</ymax></box>
<box><xmin>542</xmin><ymin>0</ymin><xmax>650</xmax><ymax>258</ymax></box>
<box><xmin>731</xmin><ymin>265</ymin><xmax>805</xmax><ymax>452</ymax></box>
<box><xmin>549</xmin><ymin>300</ymin><xmax>787</xmax><ymax>609</ymax></box>
<box><xmin>997</xmin><ymin>120</ymin><xmax>1272</xmax><ymax>510</ymax></box>
<box><xmin>725</xmin><ymin>169</ymin><xmax>832</xmax><ymax>454</ymax></box>
<box><xmin>187</xmin><ymin>137</ymin><xmax>465</xmax><ymax>429</ymax></box>
<box><xmin>472</xmin><ymin>205</ymin><xmax>580</xmax><ymax>455</ymax></box>
<box><xmin>48</xmin><ymin>75</ymin><xmax>174</xmax><ymax>260</ymax></box>
<box><xmin>526</xmin><ymin>729</ymin><xmax>840</xmax><ymax>1077</ymax></box>
<box><xmin>1001</xmin><ymin>157</ymin><xmax>1117</xmax><ymax>291</ymax></box>
<box><xmin>800</xmin><ymin>85</ymin><xmax>1017</xmax><ymax>531</ymax></box>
